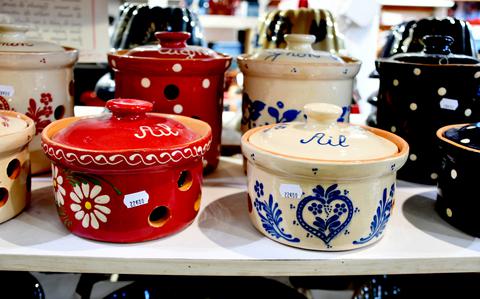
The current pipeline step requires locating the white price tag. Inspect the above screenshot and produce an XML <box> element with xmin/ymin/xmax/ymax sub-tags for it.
<box><xmin>279</xmin><ymin>184</ymin><xmax>303</xmax><ymax>199</ymax></box>
<box><xmin>439</xmin><ymin>98</ymin><xmax>459</xmax><ymax>111</ymax></box>
<box><xmin>123</xmin><ymin>191</ymin><xmax>149</xmax><ymax>208</ymax></box>
<box><xmin>0</xmin><ymin>85</ymin><xmax>14</xmax><ymax>97</ymax></box>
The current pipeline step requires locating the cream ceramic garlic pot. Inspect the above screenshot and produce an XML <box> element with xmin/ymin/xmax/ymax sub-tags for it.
<box><xmin>0</xmin><ymin>110</ymin><xmax>35</xmax><ymax>223</ymax></box>
<box><xmin>241</xmin><ymin>103</ymin><xmax>409</xmax><ymax>251</ymax></box>
<box><xmin>238</xmin><ymin>34</ymin><xmax>361</xmax><ymax>134</ymax></box>
<box><xmin>0</xmin><ymin>24</ymin><xmax>79</xmax><ymax>174</ymax></box>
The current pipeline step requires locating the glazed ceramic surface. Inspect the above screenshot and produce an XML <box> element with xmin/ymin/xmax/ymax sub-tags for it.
<box><xmin>436</xmin><ymin>123</ymin><xmax>480</xmax><ymax>237</ymax></box>
<box><xmin>238</xmin><ymin>34</ymin><xmax>361</xmax><ymax>134</ymax></box>
<box><xmin>0</xmin><ymin>24</ymin><xmax>78</xmax><ymax>174</ymax></box>
<box><xmin>0</xmin><ymin>110</ymin><xmax>35</xmax><ymax>223</ymax></box>
<box><xmin>42</xmin><ymin>99</ymin><xmax>212</xmax><ymax>243</ymax></box>
<box><xmin>375</xmin><ymin>35</ymin><xmax>480</xmax><ymax>185</ymax></box>
<box><xmin>108</xmin><ymin>31</ymin><xmax>231</xmax><ymax>172</ymax></box>
<box><xmin>241</xmin><ymin>103</ymin><xmax>409</xmax><ymax>251</ymax></box>
<box><xmin>255</xmin><ymin>8</ymin><xmax>344</xmax><ymax>53</ymax></box>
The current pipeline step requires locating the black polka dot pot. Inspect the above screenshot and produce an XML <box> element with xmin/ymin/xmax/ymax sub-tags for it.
<box><xmin>436</xmin><ymin>123</ymin><xmax>480</xmax><ymax>237</ymax></box>
<box><xmin>375</xmin><ymin>35</ymin><xmax>480</xmax><ymax>184</ymax></box>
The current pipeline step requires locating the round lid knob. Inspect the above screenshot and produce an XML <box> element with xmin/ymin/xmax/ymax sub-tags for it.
<box><xmin>285</xmin><ymin>34</ymin><xmax>315</xmax><ymax>52</ymax></box>
<box><xmin>155</xmin><ymin>31</ymin><xmax>190</xmax><ymax>49</ymax></box>
<box><xmin>106</xmin><ymin>98</ymin><xmax>153</xmax><ymax>119</ymax></box>
<box><xmin>304</xmin><ymin>103</ymin><xmax>342</xmax><ymax>126</ymax></box>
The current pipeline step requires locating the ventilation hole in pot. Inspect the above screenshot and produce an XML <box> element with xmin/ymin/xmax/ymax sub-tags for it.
<box><xmin>54</xmin><ymin>105</ymin><xmax>65</xmax><ymax>120</ymax></box>
<box><xmin>148</xmin><ymin>206</ymin><xmax>171</xmax><ymax>228</ymax></box>
<box><xmin>178</xmin><ymin>170</ymin><xmax>193</xmax><ymax>191</ymax></box>
<box><xmin>191</xmin><ymin>115</ymin><xmax>201</xmax><ymax>120</ymax></box>
<box><xmin>247</xmin><ymin>194</ymin><xmax>253</xmax><ymax>213</ymax></box>
<box><xmin>164</xmin><ymin>84</ymin><xmax>180</xmax><ymax>100</ymax></box>
<box><xmin>194</xmin><ymin>192</ymin><xmax>201</xmax><ymax>212</ymax></box>
<box><xmin>7</xmin><ymin>159</ymin><xmax>21</xmax><ymax>180</ymax></box>
<box><xmin>0</xmin><ymin>188</ymin><xmax>8</xmax><ymax>208</ymax></box>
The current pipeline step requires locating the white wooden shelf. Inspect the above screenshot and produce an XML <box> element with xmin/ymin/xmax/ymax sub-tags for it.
<box><xmin>0</xmin><ymin>156</ymin><xmax>479</xmax><ymax>276</ymax></box>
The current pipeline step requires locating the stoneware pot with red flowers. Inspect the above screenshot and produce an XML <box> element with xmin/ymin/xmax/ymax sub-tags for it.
<box><xmin>0</xmin><ymin>110</ymin><xmax>35</xmax><ymax>223</ymax></box>
<box><xmin>108</xmin><ymin>31</ymin><xmax>231</xmax><ymax>173</ymax></box>
<box><xmin>241</xmin><ymin>103</ymin><xmax>409</xmax><ymax>251</ymax></box>
<box><xmin>42</xmin><ymin>98</ymin><xmax>211</xmax><ymax>243</ymax></box>
<box><xmin>0</xmin><ymin>24</ymin><xmax>79</xmax><ymax>174</ymax></box>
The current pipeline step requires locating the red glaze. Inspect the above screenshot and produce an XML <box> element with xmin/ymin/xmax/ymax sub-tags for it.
<box><xmin>42</xmin><ymin>99</ymin><xmax>211</xmax><ymax>242</ymax></box>
<box><xmin>108</xmin><ymin>31</ymin><xmax>232</xmax><ymax>172</ymax></box>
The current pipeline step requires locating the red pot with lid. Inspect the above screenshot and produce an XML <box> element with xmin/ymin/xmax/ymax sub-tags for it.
<box><xmin>108</xmin><ymin>31</ymin><xmax>232</xmax><ymax>172</ymax></box>
<box><xmin>41</xmin><ymin>98</ymin><xmax>212</xmax><ymax>242</ymax></box>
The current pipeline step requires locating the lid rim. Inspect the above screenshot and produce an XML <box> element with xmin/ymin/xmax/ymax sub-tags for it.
<box><xmin>437</xmin><ymin>123</ymin><xmax>480</xmax><ymax>154</ymax></box>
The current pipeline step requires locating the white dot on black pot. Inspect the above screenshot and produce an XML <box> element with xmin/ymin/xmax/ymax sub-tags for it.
<box><xmin>6</xmin><ymin>159</ymin><xmax>21</xmax><ymax>179</ymax></box>
<box><xmin>430</xmin><ymin>173</ymin><xmax>438</xmax><ymax>180</ymax></box>
<box><xmin>0</xmin><ymin>187</ymin><xmax>8</xmax><ymax>208</ymax></box>
<box><xmin>391</xmin><ymin>126</ymin><xmax>396</xmax><ymax>133</ymax></box>
<box><xmin>148</xmin><ymin>206</ymin><xmax>171</xmax><ymax>228</ymax></box>
<box><xmin>409</xmin><ymin>154</ymin><xmax>417</xmax><ymax>161</ymax></box>
<box><xmin>409</xmin><ymin>103</ymin><xmax>417</xmax><ymax>111</ymax></box>
<box><xmin>173</xmin><ymin>104</ymin><xmax>183</xmax><ymax>114</ymax></box>
<box><xmin>141</xmin><ymin>77</ymin><xmax>150</xmax><ymax>88</ymax></box>
<box><xmin>475</xmin><ymin>71</ymin><xmax>480</xmax><ymax>79</ymax></box>
<box><xmin>438</xmin><ymin>87</ymin><xmax>447</xmax><ymax>96</ymax></box>
<box><xmin>465</xmin><ymin>108</ymin><xmax>472</xmax><ymax>117</ymax></box>
<box><xmin>164</xmin><ymin>84</ymin><xmax>180</xmax><ymax>100</ymax></box>
<box><xmin>393</xmin><ymin>79</ymin><xmax>399</xmax><ymax>86</ymax></box>
<box><xmin>451</xmin><ymin>169</ymin><xmax>458</xmax><ymax>179</ymax></box>
<box><xmin>413</xmin><ymin>68</ymin><xmax>421</xmax><ymax>75</ymax></box>
<box><xmin>177</xmin><ymin>170</ymin><xmax>193</xmax><ymax>191</ymax></box>
<box><xmin>467</xmin><ymin>125</ymin><xmax>476</xmax><ymax>129</ymax></box>
<box><xmin>461</xmin><ymin>138</ymin><xmax>470</xmax><ymax>144</ymax></box>
<box><xmin>446</xmin><ymin>208</ymin><xmax>453</xmax><ymax>218</ymax></box>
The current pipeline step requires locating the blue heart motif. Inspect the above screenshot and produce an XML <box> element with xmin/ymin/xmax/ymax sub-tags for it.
<box><xmin>296</xmin><ymin>184</ymin><xmax>354</xmax><ymax>246</ymax></box>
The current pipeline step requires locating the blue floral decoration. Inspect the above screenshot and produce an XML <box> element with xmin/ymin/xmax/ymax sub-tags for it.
<box><xmin>353</xmin><ymin>184</ymin><xmax>395</xmax><ymax>245</ymax></box>
<box><xmin>253</xmin><ymin>181</ymin><xmax>300</xmax><ymax>243</ymax></box>
<box><xmin>297</xmin><ymin>184</ymin><xmax>354</xmax><ymax>246</ymax></box>
<box><xmin>267</xmin><ymin>101</ymin><xmax>301</xmax><ymax>124</ymax></box>
<box><xmin>254</xmin><ymin>180</ymin><xmax>264</xmax><ymax>198</ymax></box>
<box><xmin>241</xmin><ymin>93</ymin><xmax>266</xmax><ymax>129</ymax></box>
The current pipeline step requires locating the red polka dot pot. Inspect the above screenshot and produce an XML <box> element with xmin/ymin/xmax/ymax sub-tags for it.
<box><xmin>108</xmin><ymin>31</ymin><xmax>231</xmax><ymax>173</ymax></box>
<box><xmin>41</xmin><ymin>99</ymin><xmax>212</xmax><ymax>243</ymax></box>
<box><xmin>0</xmin><ymin>110</ymin><xmax>35</xmax><ymax>223</ymax></box>
<box><xmin>0</xmin><ymin>24</ymin><xmax>79</xmax><ymax>174</ymax></box>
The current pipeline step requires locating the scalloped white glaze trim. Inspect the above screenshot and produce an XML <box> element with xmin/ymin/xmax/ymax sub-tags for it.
<box><xmin>42</xmin><ymin>140</ymin><xmax>211</xmax><ymax>166</ymax></box>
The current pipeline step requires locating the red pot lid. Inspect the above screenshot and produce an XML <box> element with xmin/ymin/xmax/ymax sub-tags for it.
<box><xmin>52</xmin><ymin>98</ymin><xmax>199</xmax><ymax>150</ymax></box>
<box><xmin>124</xmin><ymin>31</ymin><xmax>224</xmax><ymax>60</ymax></box>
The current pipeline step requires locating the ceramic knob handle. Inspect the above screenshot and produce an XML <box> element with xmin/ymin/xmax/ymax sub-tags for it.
<box><xmin>422</xmin><ymin>35</ymin><xmax>454</xmax><ymax>55</ymax></box>
<box><xmin>304</xmin><ymin>103</ymin><xmax>342</xmax><ymax>125</ymax></box>
<box><xmin>106</xmin><ymin>98</ymin><xmax>153</xmax><ymax>119</ymax></box>
<box><xmin>285</xmin><ymin>34</ymin><xmax>315</xmax><ymax>52</ymax></box>
<box><xmin>155</xmin><ymin>31</ymin><xmax>191</xmax><ymax>48</ymax></box>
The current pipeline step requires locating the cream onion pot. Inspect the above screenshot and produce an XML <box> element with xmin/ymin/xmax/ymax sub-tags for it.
<box><xmin>241</xmin><ymin>103</ymin><xmax>409</xmax><ymax>251</ymax></box>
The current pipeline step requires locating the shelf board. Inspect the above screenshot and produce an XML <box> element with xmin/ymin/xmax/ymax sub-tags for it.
<box><xmin>0</xmin><ymin>156</ymin><xmax>479</xmax><ymax>276</ymax></box>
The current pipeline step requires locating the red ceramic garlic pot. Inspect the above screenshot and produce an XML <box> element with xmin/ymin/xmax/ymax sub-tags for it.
<box><xmin>108</xmin><ymin>31</ymin><xmax>231</xmax><ymax>173</ymax></box>
<box><xmin>41</xmin><ymin>98</ymin><xmax>212</xmax><ymax>243</ymax></box>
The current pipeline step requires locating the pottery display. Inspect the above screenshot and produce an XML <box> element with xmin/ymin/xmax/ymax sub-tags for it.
<box><xmin>0</xmin><ymin>110</ymin><xmax>35</xmax><ymax>223</ymax></box>
<box><xmin>108</xmin><ymin>31</ymin><xmax>231</xmax><ymax>172</ymax></box>
<box><xmin>241</xmin><ymin>103</ymin><xmax>409</xmax><ymax>251</ymax></box>
<box><xmin>375</xmin><ymin>35</ymin><xmax>480</xmax><ymax>185</ymax></box>
<box><xmin>41</xmin><ymin>98</ymin><xmax>212</xmax><ymax>242</ymax></box>
<box><xmin>255</xmin><ymin>8</ymin><xmax>344</xmax><ymax>53</ymax></box>
<box><xmin>436</xmin><ymin>122</ymin><xmax>480</xmax><ymax>237</ymax></box>
<box><xmin>238</xmin><ymin>34</ymin><xmax>361</xmax><ymax>134</ymax></box>
<box><xmin>0</xmin><ymin>24</ymin><xmax>79</xmax><ymax>174</ymax></box>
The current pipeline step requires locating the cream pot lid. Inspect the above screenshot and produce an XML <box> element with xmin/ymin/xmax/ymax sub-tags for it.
<box><xmin>0</xmin><ymin>24</ymin><xmax>65</xmax><ymax>53</ymax></box>
<box><xmin>0</xmin><ymin>110</ymin><xmax>35</xmax><ymax>152</ymax></box>
<box><xmin>0</xmin><ymin>113</ymin><xmax>29</xmax><ymax>136</ymax></box>
<box><xmin>237</xmin><ymin>34</ymin><xmax>361</xmax><ymax>79</ymax></box>
<box><xmin>248</xmin><ymin>103</ymin><xmax>398</xmax><ymax>161</ymax></box>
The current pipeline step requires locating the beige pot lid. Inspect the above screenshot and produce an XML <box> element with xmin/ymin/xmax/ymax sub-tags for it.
<box><xmin>243</xmin><ymin>34</ymin><xmax>347</xmax><ymax>65</ymax></box>
<box><xmin>248</xmin><ymin>103</ymin><xmax>398</xmax><ymax>161</ymax></box>
<box><xmin>0</xmin><ymin>24</ymin><xmax>65</xmax><ymax>52</ymax></box>
<box><xmin>0</xmin><ymin>112</ymin><xmax>29</xmax><ymax>136</ymax></box>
